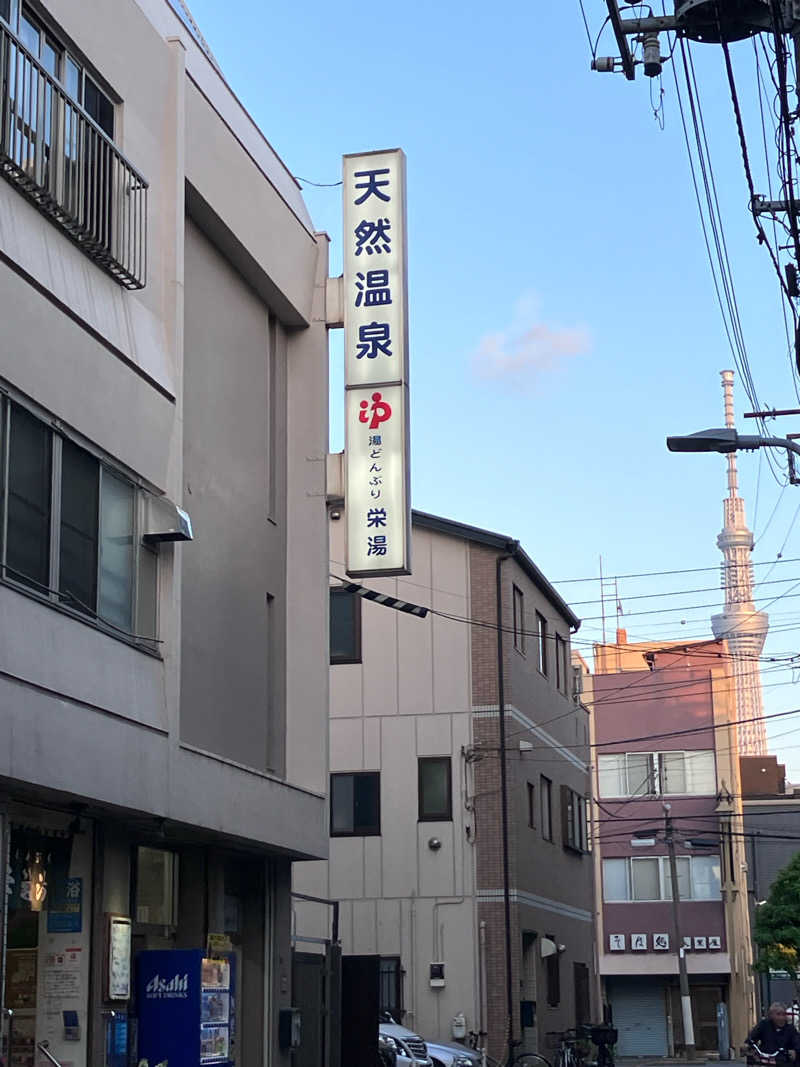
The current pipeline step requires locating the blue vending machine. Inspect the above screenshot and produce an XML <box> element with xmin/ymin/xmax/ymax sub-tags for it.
<box><xmin>136</xmin><ymin>949</ymin><xmax>235</xmax><ymax>1067</ymax></box>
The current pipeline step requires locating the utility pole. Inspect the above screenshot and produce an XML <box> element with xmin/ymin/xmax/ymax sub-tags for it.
<box><xmin>664</xmin><ymin>803</ymin><xmax>696</xmax><ymax>1060</ymax></box>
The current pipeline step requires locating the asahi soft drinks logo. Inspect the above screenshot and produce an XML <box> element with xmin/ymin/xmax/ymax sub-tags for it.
<box><xmin>145</xmin><ymin>972</ymin><xmax>189</xmax><ymax>999</ymax></box>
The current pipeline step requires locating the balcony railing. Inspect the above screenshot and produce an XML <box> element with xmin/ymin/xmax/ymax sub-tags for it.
<box><xmin>0</xmin><ymin>21</ymin><xmax>147</xmax><ymax>289</ymax></box>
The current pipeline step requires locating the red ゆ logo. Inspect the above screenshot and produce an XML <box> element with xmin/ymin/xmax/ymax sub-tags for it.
<box><xmin>358</xmin><ymin>392</ymin><xmax>392</xmax><ymax>430</ymax></box>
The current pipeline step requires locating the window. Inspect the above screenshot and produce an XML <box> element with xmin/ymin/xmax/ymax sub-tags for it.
<box><xmin>555</xmin><ymin>634</ymin><xmax>568</xmax><ymax>693</ymax></box>
<box><xmin>99</xmin><ymin>471</ymin><xmax>135</xmax><ymax>629</ymax></box>
<box><xmin>1</xmin><ymin>399</ymin><xmax>158</xmax><ymax>644</ymax></box>
<box><xmin>330</xmin><ymin>772</ymin><xmax>381</xmax><ymax>836</ymax></box>
<box><xmin>0</xmin><ymin>6</ymin><xmax>147</xmax><ymax>289</ymax></box>
<box><xmin>135</xmin><ymin>846</ymin><xmax>177</xmax><ymax>926</ymax></box>
<box><xmin>597</xmin><ymin>750</ymin><xmax>715</xmax><ymax>798</ymax></box>
<box><xmin>660</xmin><ymin>751</ymin><xmax>716</xmax><ymax>795</ymax></box>
<box><xmin>663</xmin><ymin>856</ymin><xmax>691</xmax><ymax>901</ymax></box>
<box><xmin>536</xmin><ymin>612</ymin><xmax>548</xmax><ymax>675</ymax></box>
<box><xmin>513</xmin><ymin>585</ymin><xmax>525</xmax><ymax>653</ymax></box>
<box><xmin>602</xmin><ymin>857</ymin><xmax>629</xmax><ymax>901</ymax></box>
<box><xmin>2</xmin><ymin>7</ymin><xmax>114</xmax><ymax>132</ymax></box>
<box><xmin>59</xmin><ymin>439</ymin><xmax>99</xmax><ymax>613</ymax></box>
<box><xmin>601</xmin><ymin>856</ymin><xmax>722</xmax><ymax>901</ymax></box>
<box><xmin>627</xmin><ymin>752</ymin><xmax>655</xmax><ymax>796</ymax></box>
<box><xmin>540</xmin><ymin>776</ymin><xmax>553</xmax><ymax>842</ymax></box>
<box><xmin>379</xmin><ymin>957</ymin><xmax>404</xmax><ymax>1021</ymax></box>
<box><xmin>418</xmin><ymin>757</ymin><xmax>452</xmax><ymax>821</ymax></box>
<box><xmin>6</xmin><ymin>404</ymin><xmax>51</xmax><ymax>589</ymax></box>
<box><xmin>545</xmin><ymin>933</ymin><xmax>560</xmax><ymax>1007</ymax></box>
<box><xmin>631</xmin><ymin>857</ymin><xmax>660</xmax><ymax>900</ymax></box>
<box><xmin>527</xmin><ymin>781</ymin><xmax>536</xmax><ymax>829</ymax></box>
<box><xmin>330</xmin><ymin>586</ymin><xmax>361</xmax><ymax>664</ymax></box>
<box><xmin>691</xmin><ymin>854</ymin><xmax>722</xmax><ymax>899</ymax></box>
<box><xmin>562</xmin><ymin>786</ymin><xmax>587</xmax><ymax>853</ymax></box>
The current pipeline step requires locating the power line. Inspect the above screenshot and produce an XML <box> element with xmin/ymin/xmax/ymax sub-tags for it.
<box><xmin>493</xmin><ymin>705</ymin><xmax>800</xmax><ymax>760</ymax></box>
<box><xmin>577</xmin><ymin>0</ymin><xmax>596</xmax><ymax>57</ymax></box>
<box><xmin>332</xmin><ymin>571</ymin><xmax>798</xmax><ymax>665</ymax></box>
<box><xmin>577</xmin><ymin>579</ymin><xmax>800</xmax><ymax>621</ymax></box>
<box><xmin>551</xmin><ymin>556</ymin><xmax>800</xmax><ymax>586</ymax></box>
<box><xmin>569</xmin><ymin>570</ymin><xmax>800</xmax><ymax>607</ymax></box>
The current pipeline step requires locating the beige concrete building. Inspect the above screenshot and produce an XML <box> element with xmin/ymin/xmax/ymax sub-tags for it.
<box><xmin>0</xmin><ymin>0</ymin><xmax>329</xmax><ymax>1062</ymax></box>
<box><xmin>295</xmin><ymin>511</ymin><xmax>595</xmax><ymax>1060</ymax></box>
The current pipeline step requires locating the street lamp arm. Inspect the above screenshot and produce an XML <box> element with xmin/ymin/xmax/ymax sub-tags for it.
<box><xmin>758</xmin><ymin>436</ymin><xmax>800</xmax><ymax>459</ymax></box>
<box><xmin>666</xmin><ymin>428</ymin><xmax>800</xmax><ymax>461</ymax></box>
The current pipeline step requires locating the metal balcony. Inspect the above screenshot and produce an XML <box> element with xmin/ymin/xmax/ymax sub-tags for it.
<box><xmin>0</xmin><ymin>22</ymin><xmax>147</xmax><ymax>289</ymax></box>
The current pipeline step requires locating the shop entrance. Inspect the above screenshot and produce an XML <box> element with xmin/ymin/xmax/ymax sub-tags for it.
<box><xmin>668</xmin><ymin>982</ymin><xmax>727</xmax><ymax>1052</ymax></box>
<box><xmin>2</xmin><ymin>810</ymin><xmax>92</xmax><ymax>1067</ymax></box>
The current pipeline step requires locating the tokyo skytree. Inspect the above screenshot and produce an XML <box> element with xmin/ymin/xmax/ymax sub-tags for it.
<box><xmin>710</xmin><ymin>369</ymin><xmax>769</xmax><ymax>755</ymax></box>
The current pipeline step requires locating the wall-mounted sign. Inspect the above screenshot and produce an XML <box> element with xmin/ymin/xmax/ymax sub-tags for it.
<box><xmin>47</xmin><ymin>876</ymin><xmax>82</xmax><ymax>933</ymax></box>
<box><xmin>343</xmin><ymin>149</ymin><xmax>411</xmax><ymax>577</ymax></box>
<box><xmin>107</xmin><ymin>915</ymin><xmax>132</xmax><ymax>1000</ymax></box>
<box><xmin>607</xmin><ymin>932</ymin><xmax>720</xmax><ymax>953</ymax></box>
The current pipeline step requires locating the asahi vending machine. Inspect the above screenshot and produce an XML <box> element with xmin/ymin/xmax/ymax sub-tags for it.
<box><xmin>136</xmin><ymin>949</ymin><xmax>235</xmax><ymax>1067</ymax></box>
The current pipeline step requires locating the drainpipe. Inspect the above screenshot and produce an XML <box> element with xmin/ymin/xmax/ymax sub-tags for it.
<box><xmin>496</xmin><ymin>547</ymin><xmax>517</xmax><ymax>1063</ymax></box>
<box><xmin>480</xmin><ymin>920</ymin><xmax>488</xmax><ymax>1067</ymax></box>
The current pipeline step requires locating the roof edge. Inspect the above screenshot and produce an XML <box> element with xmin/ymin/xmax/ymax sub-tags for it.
<box><xmin>412</xmin><ymin>510</ymin><xmax>580</xmax><ymax>631</ymax></box>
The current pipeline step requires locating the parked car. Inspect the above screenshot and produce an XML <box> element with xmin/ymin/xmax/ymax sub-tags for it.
<box><xmin>379</xmin><ymin>1016</ymin><xmax>434</xmax><ymax>1067</ymax></box>
<box><xmin>424</xmin><ymin>1038</ymin><xmax>482</xmax><ymax>1067</ymax></box>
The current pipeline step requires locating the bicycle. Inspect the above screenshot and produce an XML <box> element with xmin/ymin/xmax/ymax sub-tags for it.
<box><xmin>547</xmin><ymin>1030</ymin><xmax>584</xmax><ymax>1067</ymax></box>
<box><xmin>578</xmin><ymin>1024</ymin><xmax>616</xmax><ymax>1067</ymax></box>
<box><xmin>467</xmin><ymin>1030</ymin><xmax>552</xmax><ymax>1067</ymax></box>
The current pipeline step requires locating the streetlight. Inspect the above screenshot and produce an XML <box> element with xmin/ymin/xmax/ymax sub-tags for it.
<box><xmin>666</xmin><ymin>427</ymin><xmax>800</xmax><ymax>460</ymax></box>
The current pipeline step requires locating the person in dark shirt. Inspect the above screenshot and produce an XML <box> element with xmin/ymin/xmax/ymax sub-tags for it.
<box><xmin>749</xmin><ymin>1003</ymin><xmax>800</xmax><ymax>1060</ymax></box>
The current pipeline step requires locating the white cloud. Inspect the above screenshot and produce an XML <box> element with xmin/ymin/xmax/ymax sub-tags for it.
<box><xmin>472</xmin><ymin>295</ymin><xmax>591</xmax><ymax>385</ymax></box>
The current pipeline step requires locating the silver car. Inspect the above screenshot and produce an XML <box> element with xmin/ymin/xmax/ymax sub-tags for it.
<box><xmin>379</xmin><ymin>1020</ymin><xmax>434</xmax><ymax>1067</ymax></box>
<box><xmin>425</xmin><ymin>1038</ymin><xmax>482</xmax><ymax>1067</ymax></box>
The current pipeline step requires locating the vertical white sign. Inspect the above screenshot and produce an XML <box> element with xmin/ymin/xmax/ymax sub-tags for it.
<box><xmin>343</xmin><ymin>149</ymin><xmax>410</xmax><ymax>577</ymax></box>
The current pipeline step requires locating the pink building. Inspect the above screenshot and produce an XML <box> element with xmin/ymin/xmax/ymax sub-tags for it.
<box><xmin>586</xmin><ymin>637</ymin><xmax>755</xmax><ymax>1057</ymax></box>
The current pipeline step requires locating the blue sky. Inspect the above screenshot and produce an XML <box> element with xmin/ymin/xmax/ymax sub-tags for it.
<box><xmin>189</xmin><ymin>0</ymin><xmax>800</xmax><ymax>777</ymax></box>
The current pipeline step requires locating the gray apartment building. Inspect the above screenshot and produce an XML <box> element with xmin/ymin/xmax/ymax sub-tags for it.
<box><xmin>741</xmin><ymin>755</ymin><xmax>800</xmax><ymax>1014</ymax></box>
<box><xmin>0</xmin><ymin>0</ymin><xmax>329</xmax><ymax>1064</ymax></box>
<box><xmin>294</xmin><ymin>510</ymin><xmax>595</xmax><ymax>1061</ymax></box>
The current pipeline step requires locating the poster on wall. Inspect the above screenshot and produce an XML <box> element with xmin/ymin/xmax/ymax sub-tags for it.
<box><xmin>6</xmin><ymin>948</ymin><xmax>38</xmax><ymax>1009</ymax></box>
<box><xmin>108</xmin><ymin>915</ymin><xmax>132</xmax><ymax>1000</ymax></box>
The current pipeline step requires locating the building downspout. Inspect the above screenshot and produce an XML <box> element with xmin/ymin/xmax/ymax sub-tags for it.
<box><xmin>479</xmin><ymin>919</ymin><xmax>489</xmax><ymax>1067</ymax></box>
<box><xmin>496</xmin><ymin>548</ymin><xmax>516</xmax><ymax>1062</ymax></box>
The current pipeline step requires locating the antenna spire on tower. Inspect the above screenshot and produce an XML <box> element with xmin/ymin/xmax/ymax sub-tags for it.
<box><xmin>711</xmin><ymin>369</ymin><xmax>769</xmax><ymax>755</ymax></box>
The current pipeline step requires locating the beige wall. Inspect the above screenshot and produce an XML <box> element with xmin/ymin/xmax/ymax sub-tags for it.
<box><xmin>0</xmin><ymin>0</ymin><xmax>328</xmax><ymax>851</ymax></box>
<box><xmin>295</xmin><ymin>517</ymin><xmax>479</xmax><ymax>1040</ymax></box>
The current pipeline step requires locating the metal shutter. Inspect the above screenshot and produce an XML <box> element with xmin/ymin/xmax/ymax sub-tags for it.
<box><xmin>608</xmin><ymin>978</ymin><xmax>668</xmax><ymax>1057</ymax></box>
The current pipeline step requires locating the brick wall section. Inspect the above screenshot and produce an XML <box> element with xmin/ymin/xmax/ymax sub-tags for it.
<box><xmin>478</xmin><ymin>899</ymin><xmax>522</xmax><ymax>1062</ymax></box>
<box><xmin>470</xmin><ymin>542</ymin><xmax>521</xmax><ymax>1058</ymax></box>
<box><xmin>468</xmin><ymin>539</ymin><xmax>594</xmax><ymax>1054</ymax></box>
<box><xmin>470</xmin><ymin>542</ymin><xmax>513</xmax><ymax>707</ymax></box>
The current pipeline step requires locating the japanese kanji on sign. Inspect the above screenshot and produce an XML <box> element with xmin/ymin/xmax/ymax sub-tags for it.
<box><xmin>343</xmin><ymin>149</ymin><xmax>411</xmax><ymax>577</ymax></box>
